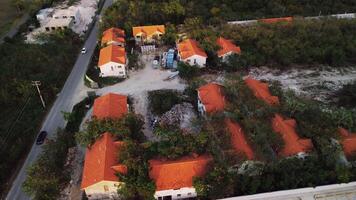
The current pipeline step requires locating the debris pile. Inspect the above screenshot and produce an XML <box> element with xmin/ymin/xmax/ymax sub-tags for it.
<box><xmin>159</xmin><ymin>102</ymin><xmax>197</xmax><ymax>133</ymax></box>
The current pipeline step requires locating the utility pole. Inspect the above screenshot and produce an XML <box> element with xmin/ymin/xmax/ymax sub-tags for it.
<box><xmin>32</xmin><ymin>81</ymin><xmax>46</xmax><ymax>108</ymax></box>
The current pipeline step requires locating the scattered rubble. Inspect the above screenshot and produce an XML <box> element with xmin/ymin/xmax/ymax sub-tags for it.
<box><xmin>158</xmin><ymin>102</ymin><xmax>198</xmax><ymax>133</ymax></box>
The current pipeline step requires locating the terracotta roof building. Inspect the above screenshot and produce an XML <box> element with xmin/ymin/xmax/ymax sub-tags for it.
<box><xmin>149</xmin><ymin>155</ymin><xmax>212</xmax><ymax>199</ymax></box>
<box><xmin>216</xmin><ymin>37</ymin><xmax>241</xmax><ymax>60</ymax></box>
<box><xmin>245</xmin><ymin>77</ymin><xmax>280</xmax><ymax>105</ymax></box>
<box><xmin>92</xmin><ymin>93</ymin><xmax>128</xmax><ymax>120</ymax></box>
<box><xmin>259</xmin><ymin>17</ymin><xmax>293</xmax><ymax>24</ymax></box>
<box><xmin>81</xmin><ymin>132</ymin><xmax>127</xmax><ymax>199</ymax></box>
<box><xmin>339</xmin><ymin>128</ymin><xmax>356</xmax><ymax>157</ymax></box>
<box><xmin>197</xmin><ymin>83</ymin><xmax>226</xmax><ymax>115</ymax></box>
<box><xmin>101</xmin><ymin>27</ymin><xmax>125</xmax><ymax>47</ymax></box>
<box><xmin>225</xmin><ymin>118</ymin><xmax>254</xmax><ymax>160</ymax></box>
<box><xmin>272</xmin><ymin>114</ymin><xmax>313</xmax><ymax>157</ymax></box>
<box><xmin>132</xmin><ymin>25</ymin><xmax>165</xmax><ymax>44</ymax></box>
<box><xmin>98</xmin><ymin>45</ymin><xmax>127</xmax><ymax>78</ymax></box>
<box><xmin>177</xmin><ymin>39</ymin><xmax>207</xmax><ymax>67</ymax></box>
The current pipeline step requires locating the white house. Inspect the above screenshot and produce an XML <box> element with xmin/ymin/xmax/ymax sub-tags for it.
<box><xmin>177</xmin><ymin>39</ymin><xmax>207</xmax><ymax>67</ymax></box>
<box><xmin>81</xmin><ymin>132</ymin><xmax>127</xmax><ymax>200</ymax></box>
<box><xmin>132</xmin><ymin>25</ymin><xmax>165</xmax><ymax>44</ymax></box>
<box><xmin>197</xmin><ymin>83</ymin><xmax>226</xmax><ymax>116</ymax></box>
<box><xmin>53</xmin><ymin>7</ymin><xmax>81</xmax><ymax>24</ymax></box>
<box><xmin>101</xmin><ymin>27</ymin><xmax>126</xmax><ymax>47</ymax></box>
<box><xmin>98</xmin><ymin>45</ymin><xmax>127</xmax><ymax>78</ymax></box>
<box><xmin>149</xmin><ymin>155</ymin><xmax>212</xmax><ymax>200</ymax></box>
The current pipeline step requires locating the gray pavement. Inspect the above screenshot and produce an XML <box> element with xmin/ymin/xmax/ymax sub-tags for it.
<box><xmin>5</xmin><ymin>0</ymin><xmax>112</xmax><ymax>199</ymax></box>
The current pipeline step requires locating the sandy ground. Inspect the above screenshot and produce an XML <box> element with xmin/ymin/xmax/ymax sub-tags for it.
<box><xmin>249</xmin><ymin>66</ymin><xmax>356</xmax><ymax>102</ymax></box>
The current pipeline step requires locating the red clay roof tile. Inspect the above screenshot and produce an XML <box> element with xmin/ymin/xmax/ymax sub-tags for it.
<box><xmin>178</xmin><ymin>39</ymin><xmax>207</xmax><ymax>59</ymax></box>
<box><xmin>81</xmin><ymin>133</ymin><xmax>126</xmax><ymax>189</ymax></box>
<box><xmin>92</xmin><ymin>93</ymin><xmax>128</xmax><ymax>120</ymax></box>
<box><xmin>98</xmin><ymin>45</ymin><xmax>126</xmax><ymax>66</ymax></box>
<box><xmin>197</xmin><ymin>83</ymin><xmax>226</xmax><ymax>114</ymax></box>
<box><xmin>225</xmin><ymin>119</ymin><xmax>254</xmax><ymax>160</ymax></box>
<box><xmin>149</xmin><ymin>155</ymin><xmax>212</xmax><ymax>191</ymax></box>
<box><xmin>216</xmin><ymin>37</ymin><xmax>241</xmax><ymax>57</ymax></box>
<box><xmin>272</xmin><ymin>114</ymin><xmax>313</xmax><ymax>157</ymax></box>
<box><xmin>245</xmin><ymin>77</ymin><xmax>280</xmax><ymax>105</ymax></box>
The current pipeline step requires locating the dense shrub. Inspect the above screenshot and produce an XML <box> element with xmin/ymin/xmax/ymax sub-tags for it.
<box><xmin>337</xmin><ymin>81</ymin><xmax>356</xmax><ymax>108</ymax></box>
<box><xmin>177</xmin><ymin>62</ymin><xmax>200</xmax><ymax>80</ymax></box>
<box><xmin>148</xmin><ymin>90</ymin><xmax>182</xmax><ymax>115</ymax></box>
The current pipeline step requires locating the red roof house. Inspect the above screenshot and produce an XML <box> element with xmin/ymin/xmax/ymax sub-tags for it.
<box><xmin>272</xmin><ymin>114</ymin><xmax>313</xmax><ymax>157</ymax></box>
<box><xmin>149</xmin><ymin>155</ymin><xmax>212</xmax><ymax>191</ymax></box>
<box><xmin>177</xmin><ymin>39</ymin><xmax>207</xmax><ymax>67</ymax></box>
<box><xmin>81</xmin><ymin>132</ymin><xmax>127</xmax><ymax>189</ymax></box>
<box><xmin>225</xmin><ymin>118</ymin><xmax>254</xmax><ymax>160</ymax></box>
<box><xmin>197</xmin><ymin>83</ymin><xmax>226</xmax><ymax>114</ymax></box>
<box><xmin>92</xmin><ymin>93</ymin><xmax>128</xmax><ymax>120</ymax></box>
<box><xmin>339</xmin><ymin>128</ymin><xmax>356</xmax><ymax>157</ymax></box>
<box><xmin>245</xmin><ymin>77</ymin><xmax>280</xmax><ymax>105</ymax></box>
<box><xmin>101</xmin><ymin>27</ymin><xmax>125</xmax><ymax>46</ymax></box>
<box><xmin>216</xmin><ymin>37</ymin><xmax>241</xmax><ymax>58</ymax></box>
<box><xmin>98</xmin><ymin>45</ymin><xmax>126</xmax><ymax>67</ymax></box>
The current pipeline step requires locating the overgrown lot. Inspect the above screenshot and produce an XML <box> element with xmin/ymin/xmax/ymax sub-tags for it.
<box><xmin>0</xmin><ymin>30</ymin><xmax>82</xmax><ymax>195</ymax></box>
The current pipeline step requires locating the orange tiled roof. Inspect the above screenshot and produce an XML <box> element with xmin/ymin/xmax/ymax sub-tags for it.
<box><xmin>225</xmin><ymin>119</ymin><xmax>254</xmax><ymax>159</ymax></box>
<box><xmin>178</xmin><ymin>39</ymin><xmax>207</xmax><ymax>59</ymax></box>
<box><xmin>272</xmin><ymin>114</ymin><xmax>313</xmax><ymax>157</ymax></box>
<box><xmin>149</xmin><ymin>155</ymin><xmax>212</xmax><ymax>191</ymax></box>
<box><xmin>197</xmin><ymin>83</ymin><xmax>226</xmax><ymax>114</ymax></box>
<box><xmin>101</xmin><ymin>27</ymin><xmax>125</xmax><ymax>46</ymax></box>
<box><xmin>259</xmin><ymin>17</ymin><xmax>293</xmax><ymax>24</ymax></box>
<box><xmin>216</xmin><ymin>37</ymin><xmax>241</xmax><ymax>57</ymax></box>
<box><xmin>132</xmin><ymin>25</ymin><xmax>165</xmax><ymax>37</ymax></box>
<box><xmin>245</xmin><ymin>77</ymin><xmax>280</xmax><ymax>105</ymax></box>
<box><xmin>339</xmin><ymin>128</ymin><xmax>356</xmax><ymax>157</ymax></box>
<box><xmin>81</xmin><ymin>132</ymin><xmax>127</xmax><ymax>189</ymax></box>
<box><xmin>98</xmin><ymin>45</ymin><xmax>126</xmax><ymax>66</ymax></box>
<box><xmin>92</xmin><ymin>93</ymin><xmax>128</xmax><ymax>120</ymax></box>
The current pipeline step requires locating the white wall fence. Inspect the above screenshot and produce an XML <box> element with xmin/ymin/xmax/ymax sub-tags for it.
<box><xmin>228</xmin><ymin>13</ymin><xmax>356</xmax><ymax>26</ymax></box>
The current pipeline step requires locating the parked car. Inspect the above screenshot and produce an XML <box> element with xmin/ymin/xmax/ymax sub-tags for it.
<box><xmin>36</xmin><ymin>131</ymin><xmax>48</xmax><ymax>145</ymax></box>
<box><xmin>81</xmin><ymin>47</ymin><xmax>87</xmax><ymax>54</ymax></box>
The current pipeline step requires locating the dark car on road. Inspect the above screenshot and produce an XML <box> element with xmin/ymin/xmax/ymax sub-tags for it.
<box><xmin>36</xmin><ymin>131</ymin><xmax>47</xmax><ymax>145</ymax></box>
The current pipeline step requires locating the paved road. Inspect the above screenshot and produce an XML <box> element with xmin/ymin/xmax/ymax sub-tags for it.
<box><xmin>5</xmin><ymin>0</ymin><xmax>112</xmax><ymax>199</ymax></box>
<box><xmin>0</xmin><ymin>13</ymin><xmax>29</xmax><ymax>44</ymax></box>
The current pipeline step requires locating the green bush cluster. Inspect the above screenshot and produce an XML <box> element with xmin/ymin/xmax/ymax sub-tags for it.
<box><xmin>148</xmin><ymin>90</ymin><xmax>183</xmax><ymax>115</ymax></box>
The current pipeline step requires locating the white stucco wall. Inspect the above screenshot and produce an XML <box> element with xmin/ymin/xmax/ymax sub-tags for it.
<box><xmin>219</xmin><ymin>51</ymin><xmax>236</xmax><ymax>62</ymax></box>
<box><xmin>197</xmin><ymin>92</ymin><xmax>206</xmax><ymax>116</ymax></box>
<box><xmin>154</xmin><ymin>187</ymin><xmax>197</xmax><ymax>200</ymax></box>
<box><xmin>99</xmin><ymin>61</ymin><xmax>127</xmax><ymax>78</ymax></box>
<box><xmin>84</xmin><ymin>180</ymin><xmax>122</xmax><ymax>200</ymax></box>
<box><xmin>181</xmin><ymin>55</ymin><xmax>206</xmax><ymax>67</ymax></box>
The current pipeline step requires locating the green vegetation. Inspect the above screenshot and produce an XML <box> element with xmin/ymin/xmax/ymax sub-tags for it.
<box><xmin>100</xmin><ymin>0</ymin><xmax>356</xmax><ymax>32</ymax></box>
<box><xmin>193</xmin><ymin>75</ymin><xmax>356</xmax><ymax>199</ymax></box>
<box><xmin>0</xmin><ymin>0</ymin><xmax>18</xmax><ymax>35</ymax></box>
<box><xmin>336</xmin><ymin>81</ymin><xmax>356</xmax><ymax>108</ymax></box>
<box><xmin>221</xmin><ymin>19</ymin><xmax>356</xmax><ymax>67</ymax></box>
<box><xmin>0</xmin><ymin>30</ymin><xmax>82</xmax><ymax>195</ymax></box>
<box><xmin>75</xmin><ymin>113</ymin><xmax>146</xmax><ymax>147</ymax></box>
<box><xmin>224</xmin><ymin>75</ymin><xmax>283</xmax><ymax>161</ymax></box>
<box><xmin>148</xmin><ymin>90</ymin><xmax>183</xmax><ymax>115</ymax></box>
<box><xmin>23</xmin><ymin>96</ymin><xmax>95</xmax><ymax>200</ymax></box>
<box><xmin>177</xmin><ymin>62</ymin><xmax>200</xmax><ymax>80</ymax></box>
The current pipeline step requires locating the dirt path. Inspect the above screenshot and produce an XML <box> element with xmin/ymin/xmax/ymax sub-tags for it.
<box><xmin>95</xmin><ymin>54</ymin><xmax>186</xmax><ymax>139</ymax></box>
<box><xmin>249</xmin><ymin>66</ymin><xmax>356</xmax><ymax>102</ymax></box>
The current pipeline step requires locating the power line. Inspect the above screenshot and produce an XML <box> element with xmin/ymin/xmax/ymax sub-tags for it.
<box><xmin>0</xmin><ymin>95</ymin><xmax>32</xmax><ymax>152</ymax></box>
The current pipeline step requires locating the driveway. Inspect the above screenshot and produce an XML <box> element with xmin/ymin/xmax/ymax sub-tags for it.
<box><xmin>5</xmin><ymin>0</ymin><xmax>113</xmax><ymax>199</ymax></box>
<box><xmin>96</xmin><ymin>54</ymin><xmax>186</xmax><ymax>139</ymax></box>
